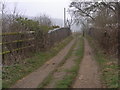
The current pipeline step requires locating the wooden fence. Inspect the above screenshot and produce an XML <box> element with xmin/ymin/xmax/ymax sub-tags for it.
<box><xmin>1</xmin><ymin>28</ymin><xmax>71</xmax><ymax>65</ymax></box>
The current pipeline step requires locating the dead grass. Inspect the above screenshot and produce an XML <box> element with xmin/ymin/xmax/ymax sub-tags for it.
<box><xmin>86</xmin><ymin>35</ymin><xmax>119</xmax><ymax>88</ymax></box>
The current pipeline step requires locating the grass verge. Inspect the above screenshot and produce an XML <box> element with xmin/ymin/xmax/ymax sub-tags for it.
<box><xmin>38</xmin><ymin>36</ymin><xmax>77</xmax><ymax>88</ymax></box>
<box><xmin>55</xmin><ymin>36</ymin><xmax>84</xmax><ymax>88</ymax></box>
<box><xmin>2</xmin><ymin>36</ymin><xmax>73</xmax><ymax>88</ymax></box>
<box><xmin>86</xmin><ymin>35</ymin><xmax>119</xmax><ymax>88</ymax></box>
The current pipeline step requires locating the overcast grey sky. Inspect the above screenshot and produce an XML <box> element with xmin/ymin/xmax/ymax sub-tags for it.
<box><xmin>2</xmin><ymin>0</ymin><xmax>119</xmax><ymax>32</ymax></box>
<box><xmin>3</xmin><ymin>0</ymin><xmax>86</xmax><ymax>31</ymax></box>
<box><xmin>5</xmin><ymin>0</ymin><xmax>71</xmax><ymax>19</ymax></box>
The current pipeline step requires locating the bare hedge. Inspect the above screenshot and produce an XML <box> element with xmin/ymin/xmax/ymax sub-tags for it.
<box><xmin>2</xmin><ymin>28</ymin><xmax>71</xmax><ymax>65</ymax></box>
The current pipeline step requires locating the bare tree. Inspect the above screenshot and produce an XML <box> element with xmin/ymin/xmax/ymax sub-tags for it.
<box><xmin>69</xmin><ymin>0</ymin><xmax>120</xmax><ymax>55</ymax></box>
<box><xmin>66</xmin><ymin>9</ymin><xmax>75</xmax><ymax>29</ymax></box>
<box><xmin>35</xmin><ymin>14</ymin><xmax>52</xmax><ymax>27</ymax></box>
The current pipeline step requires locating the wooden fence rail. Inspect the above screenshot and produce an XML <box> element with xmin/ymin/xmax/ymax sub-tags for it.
<box><xmin>2</xmin><ymin>28</ymin><xmax>71</xmax><ymax>65</ymax></box>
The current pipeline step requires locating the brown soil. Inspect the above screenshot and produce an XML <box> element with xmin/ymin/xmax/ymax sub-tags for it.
<box><xmin>45</xmin><ymin>56</ymin><xmax>77</xmax><ymax>88</ymax></box>
<box><xmin>11</xmin><ymin>37</ymin><xmax>102</xmax><ymax>88</ymax></box>
<box><xmin>73</xmin><ymin>38</ymin><xmax>102</xmax><ymax>88</ymax></box>
<box><xmin>11</xmin><ymin>39</ymin><xmax>75</xmax><ymax>88</ymax></box>
<box><xmin>44</xmin><ymin>37</ymin><xmax>79</xmax><ymax>88</ymax></box>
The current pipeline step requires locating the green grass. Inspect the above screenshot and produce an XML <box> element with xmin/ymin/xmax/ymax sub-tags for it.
<box><xmin>2</xmin><ymin>36</ymin><xmax>73</xmax><ymax>88</ymax></box>
<box><xmin>58</xmin><ymin>38</ymin><xmax>78</xmax><ymax>65</ymax></box>
<box><xmin>38</xmin><ymin>36</ymin><xmax>77</xmax><ymax>88</ymax></box>
<box><xmin>86</xmin><ymin>35</ymin><xmax>119</xmax><ymax>88</ymax></box>
<box><xmin>55</xmin><ymin>36</ymin><xmax>84</xmax><ymax>88</ymax></box>
<box><xmin>38</xmin><ymin>71</ymin><xmax>53</xmax><ymax>88</ymax></box>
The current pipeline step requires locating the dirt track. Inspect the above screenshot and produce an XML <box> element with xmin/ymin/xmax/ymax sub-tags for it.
<box><xmin>11</xmin><ymin>37</ymin><xmax>102</xmax><ymax>88</ymax></box>
<box><xmin>73</xmin><ymin>38</ymin><xmax>102</xmax><ymax>88</ymax></box>
<box><xmin>45</xmin><ymin>56</ymin><xmax>77</xmax><ymax>88</ymax></box>
<box><xmin>45</xmin><ymin>39</ymin><xmax>78</xmax><ymax>88</ymax></box>
<box><xmin>11</xmin><ymin>39</ymin><xmax>75</xmax><ymax>88</ymax></box>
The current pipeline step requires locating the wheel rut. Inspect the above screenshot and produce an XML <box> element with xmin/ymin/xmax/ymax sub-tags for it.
<box><xmin>11</xmin><ymin>38</ymin><xmax>76</xmax><ymax>88</ymax></box>
<box><xmin>73</xmin><ymin>38</ymin><xmax>102</xmax><ymax>88</ymax></box>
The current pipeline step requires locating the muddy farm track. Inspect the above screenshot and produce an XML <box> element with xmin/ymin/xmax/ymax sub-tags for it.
<box><xmin>11</xmin><ymin>37</ymin><xmax>102</xmax><ymax>88</ymax></box>
<box><xmin>12</xmin><ymin>38</ymin><xmax>76</xmax><ymax>88</ymax></box>
<box><xmin>73</xmin><ymin>39</ymin><xmax>102</xmax><ymax>88</ymax></box>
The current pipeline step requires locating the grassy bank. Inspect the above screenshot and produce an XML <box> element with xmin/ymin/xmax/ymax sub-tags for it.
<box><xmin>56</xmin><ymin>36</ymin><xmax>84</xmax><ymax>88</ymax></box>
<box><xmin>2</xmin><ymin>36</ymin><xmax>73</xmax><ymax>88</ymax></box>
<box><xmin>86</xmin><ymin>35</ymin><xmax>119</xmax><ymax>88</ymax></box>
